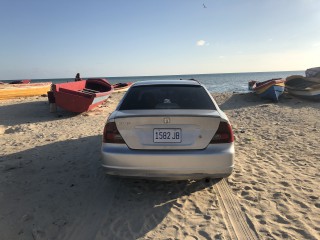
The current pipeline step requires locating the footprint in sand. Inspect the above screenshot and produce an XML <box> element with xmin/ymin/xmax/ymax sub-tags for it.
<box><xmin>252</xmin><ymin>186</ymin><xmax>264</xmax><ymax>192</ymax></box>
<box><xmin>255</xmin><ymin>214</ymin><xmax>267</xmax><ymax>225</ymax></box>
<box><xmin>293</xmin><ymin>199</ymin><xmax>309</xmax><ymax>209</ymax></box>
<box><xmin>279</xmin><ymin>181</ymin><xmax>291</xmax><ymax>187</ymax></box>
<box><xmin>274</xmin><ymin>214</ymin><xmax>290</xmax><ymax>224</ymax></box>
<box><xmin>309</xmin><ymin>195</ymin><xmax>318</xmax><ymax>201</ymax></box>
<box><xmin>184</xmin><ymin>235</ymin><xmax>198</xmax><ymax>240</ymax></box>
<box><xmin>198</xmin><ymin>230</ymin><xmax>212</xmax><ymax>239</ymax></box>
<box><xmin>165</xmin><ymin>225</ymin><xmax>179</xmax><ymax>237</ymax></box>
<box><xmin>4</xmin><ymin>126</ymin><xmax>24</xmax><ymax>134</ymax></box>
<box><xmin>241</xmin><ymin>190</ymin><xmax>249</xmax><ymax>197</ymax></box>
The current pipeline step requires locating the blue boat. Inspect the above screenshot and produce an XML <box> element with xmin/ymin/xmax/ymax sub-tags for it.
<box><xmin>249</xmin><ymin>78</ymin><xmax>285</xmax><ymax>102</ymax></box>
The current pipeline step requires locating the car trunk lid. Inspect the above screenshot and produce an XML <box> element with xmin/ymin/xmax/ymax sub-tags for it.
<box><xmin>114</xmin><ymin>110</ymin><xmax>222</xmax><ymax>150</ymax></box>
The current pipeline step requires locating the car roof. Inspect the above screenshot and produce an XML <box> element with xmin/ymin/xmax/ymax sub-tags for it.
<box><xmin>132</xmin><ymin>79</ymin><xmax>201</xmax><ymax>86</ymax></box>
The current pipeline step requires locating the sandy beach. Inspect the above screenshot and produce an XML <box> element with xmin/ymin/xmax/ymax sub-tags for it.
<box><xmin>0</xmin><ymin>92</ymin><xmax>319</xmax><ymax>240</ymax></box>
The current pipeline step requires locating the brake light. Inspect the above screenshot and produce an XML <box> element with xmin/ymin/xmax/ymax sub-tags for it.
<box><xmin>102</xmin><ymin>122</ymin><xmax>125</xmax><ymax>143</ymax></box>
<box><xmin>210</xmin><ymin>122</ymin><xmax>234</xmax><ymax>144</ymax></box>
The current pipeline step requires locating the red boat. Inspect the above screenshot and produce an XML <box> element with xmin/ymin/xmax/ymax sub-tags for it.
<box><xmin>9</xmin><ymin>79</ymin><xmax>31</xmax><ymax>84</ymax></box>
<box><xmin>52</xmin><ymin>78</ymin><xmax>114</xmax><ymax>113</ymax></box>
<box><xmin>112</xmin><ymin>82</ymin><xmax>133</xmax><ymax>92</ymax></box>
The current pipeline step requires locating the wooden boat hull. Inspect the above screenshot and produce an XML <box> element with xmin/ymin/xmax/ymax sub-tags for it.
<box><xmin>250</xmin><ymin>78</ymin><xmax>285</xmax><ymax>102</ymax></box>
<box><xmin>305</xmin><ymin>67</ymin><xmax>320</xmax><ymax>78</ymax></box>
<box><xmin>53</xmin><ymin>78</ymin><xmax>113</xmax><ymax>113</ymax></box>
<box><xmin>258</xmin><ymin>84</ymin><xmax>285</xmax><ymax>102</ymax></box>
<box><xmin>0</xmin><ymin>82</ymin><xmax>52</xmax><ymax>100</ymax></box>
<box><xmin>285</xmin><ymin>88</ymin><xmax>320</xmax><ymax>100</ymax></box>
<box><xmin>285</xmin><ymin>75</ymin><xmax>320</xmax><ymax>100</ymax></box>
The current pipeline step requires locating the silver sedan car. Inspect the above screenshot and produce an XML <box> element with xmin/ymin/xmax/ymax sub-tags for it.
<box><xmin>101</xmin><ymin>80</ymin><xmax>234</xmax><ymax>180</ymax></box>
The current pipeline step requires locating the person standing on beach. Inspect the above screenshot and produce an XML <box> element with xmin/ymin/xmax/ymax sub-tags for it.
<box><xmin>75</xmin><ymin>73</ymin><xmax>81</xmax><ymax>81</ymax></box>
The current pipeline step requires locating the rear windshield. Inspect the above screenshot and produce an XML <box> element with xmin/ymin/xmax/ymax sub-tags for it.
<box><xmin>119</xmin><ymin>85</ymin><xmax>216</xmax><ymax>110</ymax></box>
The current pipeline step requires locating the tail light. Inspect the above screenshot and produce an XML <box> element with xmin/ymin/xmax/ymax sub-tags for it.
<box><xmin>102</xmin><ymin>122</ymin><xmax>125</xmax><ymax>143</ymax></box>
<box><xmin>210</xmin><ymin>122</ymin><xmax>234</xmax><ymax>144</ymax></box>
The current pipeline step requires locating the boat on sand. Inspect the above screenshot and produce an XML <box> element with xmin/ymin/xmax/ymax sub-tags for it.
<box><xmin>0</xmin><ymin>82</ymin><xmax>51</xmax><ymax>100</ymax></box>
<box><xmin>51</xmin><ymin>78</ymin><xmax>114</xmax><ymax>113</ymax></box>
<box><xmin>305</xmin><ymin>67</ymin><xmax>320</xmax><ymax>78</ymax></box>
<box><xmin>285</xmin><ymin>75</ymin><xmax>320</xmax><ymax>100</ymax></box>
<box><xmin>249</xmin><ymin>78</ymin><xmax>285</xmax><ymax>102</ymax></box>
<box><xmin>9</xmin><ymin>79</ymin><xmax>31</xmax><ymax>84</ymax></box>
<box><xmin>112</xmin><ymin>82</ymin><xmax>133</xmax><ymax>92</ymax></box>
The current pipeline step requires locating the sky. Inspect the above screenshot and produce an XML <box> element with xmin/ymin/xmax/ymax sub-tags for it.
<box><xmin>0</xmin><ymin>0</ymin><xmax>319</xmax><ymax>80</ymax></box>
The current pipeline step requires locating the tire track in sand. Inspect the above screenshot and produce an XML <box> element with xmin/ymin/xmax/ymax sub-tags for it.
<box><xmin>215</xmin><ymin>179</ymin><xmax>259</xmax><ymax>240</ymax></box>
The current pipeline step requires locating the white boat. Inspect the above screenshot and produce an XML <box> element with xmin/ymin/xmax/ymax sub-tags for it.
<box><xmin>285</xmin><ymin>75</ymin><xmax>320</xmax><ymax>100</ymax></box>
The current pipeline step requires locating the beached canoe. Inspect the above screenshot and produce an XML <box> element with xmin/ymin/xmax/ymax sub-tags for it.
<box><xmin>52</xmin><ymin>78</ymin><xmax>114</xmax><ymax>113</ymax></box>
<box><xmin>249</xmin><ymin>78</ymin><xmax>285</xmax><ymax>102</ymax></box>
<box><xmin>0</xmin><ymin>82</ymin><xmax>52</xmax><ymax>100</ymax></box>
<box><xmin>305</xmin><ymin>67</ymin><xmax>320</xmax><ymax>78</ymax></box>
<box><xmin>9</xmin><ymin>79</ymin><xmax>31</xmax><ymax>84</ymax></box>
<box><xmin>285</xmin><ymin>75</ymin><xmax>320</xmax><ymax>100</ymax></box>
<box><xmin>112</xmin><ymin>82</ymin><xmax>133</xmax><ymax>92</ymax></box>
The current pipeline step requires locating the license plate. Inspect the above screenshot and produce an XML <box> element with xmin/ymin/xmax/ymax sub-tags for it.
<box><xmin>153</xmin><ymin>128</ymin><xmax>182</xmax><ymax>143</ymax></box>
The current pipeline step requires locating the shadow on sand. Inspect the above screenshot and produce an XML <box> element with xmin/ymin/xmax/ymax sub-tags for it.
<box><xmin>0</xmin><ymin>98</ymin><xmax>80</xmax><ymax>126</ymax></box>
<box><xmin>0</xmin><ymin>135</ymin><xmax>219</xmax><ymax>240</ymax></box>
<box><xmin>218</xmin><ymin>92</ymin><xmax>320</xmax><ymax>111</ymax></box>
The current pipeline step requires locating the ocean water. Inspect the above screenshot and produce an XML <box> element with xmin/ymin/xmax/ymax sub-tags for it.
<box><xmin>2</xmin><ymin>71</ymin><xmax>304</xmax><ymax>93</ymax></box>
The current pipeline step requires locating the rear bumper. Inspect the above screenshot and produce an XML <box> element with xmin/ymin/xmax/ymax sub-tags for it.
<box><xmin>101</xmin><ymin>143</ymin><xmax>234</xmax><ymax>180</ymax></box>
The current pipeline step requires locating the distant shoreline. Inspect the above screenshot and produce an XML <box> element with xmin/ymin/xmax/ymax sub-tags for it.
<box><xmin>1</xmin><ymin>70</ymin><xmax>305</xmax><ymax>94</ymax></box>
<box><xmin>0</xmin><ymin>70</ymin><xmax>304</xmax><ymax>82</ymax></box>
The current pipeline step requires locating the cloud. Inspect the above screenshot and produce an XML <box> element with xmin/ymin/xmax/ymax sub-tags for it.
<box><xmin>196</xmin><ymin>40</ymin><xmax>206</xmax><ymax>46</ymax></box>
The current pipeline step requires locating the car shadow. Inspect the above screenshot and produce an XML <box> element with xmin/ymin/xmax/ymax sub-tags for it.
<box><xmin>0</xmin><ymin>135</ymin><xmax>220</xmax><ymax>240</ymax></box>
